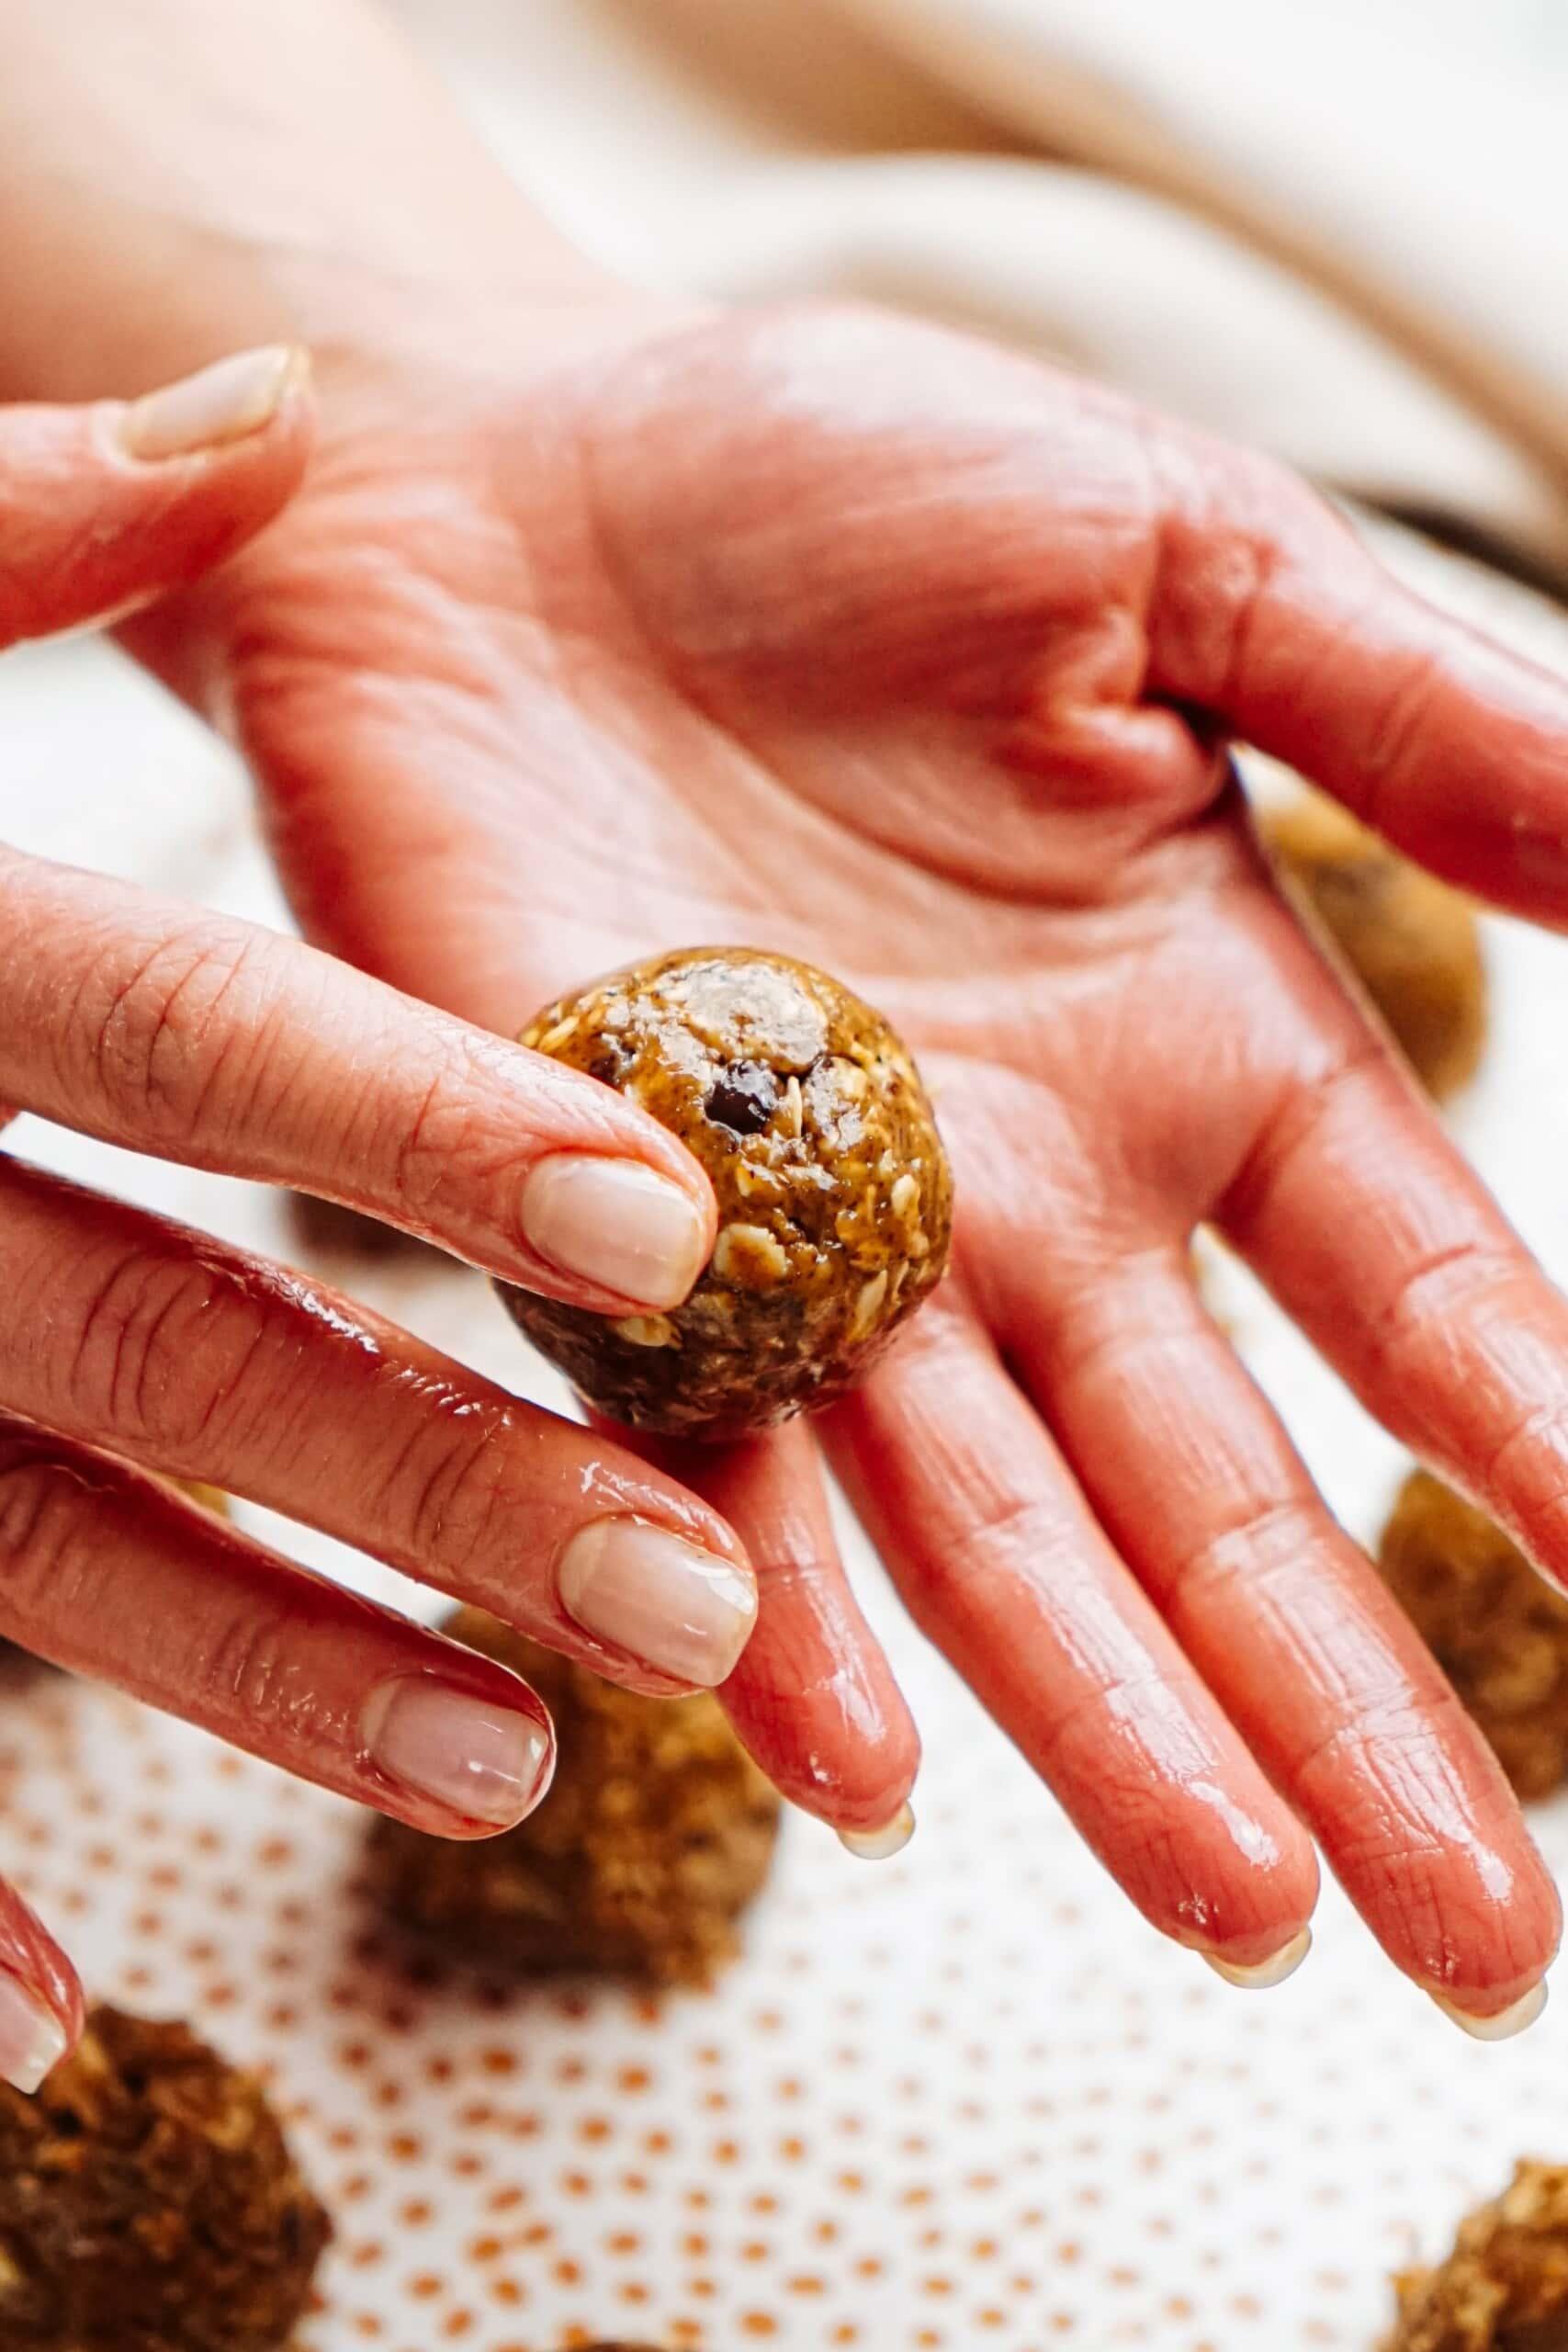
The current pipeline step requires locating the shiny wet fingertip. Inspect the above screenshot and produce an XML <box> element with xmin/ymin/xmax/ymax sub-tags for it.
<box><xmin>1202</xmin><ymin>1925</ymin><xmax>1313</xmax><ymax>1990</ymax></box>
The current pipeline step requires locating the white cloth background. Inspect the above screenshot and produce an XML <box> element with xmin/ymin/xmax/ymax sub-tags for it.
<box><xmin>394</xmin><ymin>0</ymin><xmax>1568</xmax><ymax>579</ymax></box>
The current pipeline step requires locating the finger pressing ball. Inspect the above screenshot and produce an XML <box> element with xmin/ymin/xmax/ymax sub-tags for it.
<box><xmin>1384</xmin><ymin>2161</ymin><xmax>1568</xmax><ymax>2348</ymax></box>
<box><xmin>369</xmin><ymin>1609</ymin><xmax>782</xmax><ymax>1985</ymax></box>
<box><xmin>1378</xmin><ymin>1470</ymin><xmax>1568</xmax><ymax>1802</ymax></box>
<box><xmin>0</xmin><ymin>2005</ymin><xmax>331</xmax><ymax>2351</ymax></box>
<box><xmin>498</xmin><ymin>947</ymin><xmax>953</xmax><ymax>1437</ymax></box>
<box><xmin>1258</xmin><ymin>791</ymin><xmax>1486</xmax><ymax>1100</ymax></box>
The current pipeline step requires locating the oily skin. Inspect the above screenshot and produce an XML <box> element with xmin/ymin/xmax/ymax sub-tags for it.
<box><xmin>152</xmin><ymin>295</ymin><xmax>1568</xmax><ymax>2021</ymax></box>
<box><xmin>5</xmin><ymin>0</ymin><xmax>1568</xmax><ymax>2029</ymax></box>
<box><xmin>0</xmin><ymin>374</ymin><xmax>768</xmax><ymax>2075</ymax></box>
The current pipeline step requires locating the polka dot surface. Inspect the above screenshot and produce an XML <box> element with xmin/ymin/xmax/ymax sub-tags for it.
<box><xmin>9</xmin><ymin>1570</ymin><xmax>1568</xmax><ymax>2351</ymax></box>
<box><xmin>6</xmin><ymin>531</ymin><xmax>1568</xmax><ymax>2350</ymax></box>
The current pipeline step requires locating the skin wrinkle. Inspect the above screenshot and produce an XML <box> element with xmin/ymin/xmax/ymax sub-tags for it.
<box><xmin>1167</xmin><ymin>1544</ymin><xmax>1410</xmax><ymax>1725</ymax></box>
<box><xmin>1033</xmin><ymin>1665</ymin><xmax>1225</xmax><ymax>1789</ymax></box>
<box><xmin>1340</xmin><ymin>639</ymin><xmax>1453</xmax><ymax>843</ymax></box>
<box><xmin>1292</xmin><ymin>1692</ymin><xmax>1486</xmax><ymax>1832</ymax></box>
<box><xmin>1157</xmin><ymin>1495</ymin><xmax>1335</xmax><ymax>1623</ymax></box>
<box><xmin>72</xmin><ymin>1245</ymin><xmax>209</xmax><ymax>1443</ymax></box>
<box><xmin>1362</xmin><ymin>1238</ymin><xmax>1521</xmax><ymax>1366</ymax></box>
<box><xmin>134</xmin><ymin>931</ymin><xmax>268</xmax><ymax>1131</ymax></box>
<box><xmin>1219</xmin><ymin>1035</ymin><xmax>1392</xmax><ymax>1243</ymax></box>
<box><xmin>85</xmin><ymin>922</ymin><xmax>220</xmax><ymax>1126</ymax></box>
<box><xmin>16</xmin><ymin>257</ymin><xmax>1568</xmax><ymax>2007</ymax></box>
<box><xmin>0</xmin><ymin>1442</ymin><xmax>68</xmax><ymax>1601</ymax></box>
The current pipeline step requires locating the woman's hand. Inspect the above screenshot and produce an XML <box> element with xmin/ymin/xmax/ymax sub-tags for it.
<box><xmin>144</xmin><ymin>298</ymin><xmax>1568</xmax><ymax>2032</ymax></box>
<box><xmin>0</xmin><ymin>359</ymin><xmax>773</xmax><ymax>2089</ymax></box>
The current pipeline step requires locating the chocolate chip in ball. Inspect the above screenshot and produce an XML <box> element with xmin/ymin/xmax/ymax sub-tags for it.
<box><xmin>502</xmin><ymin>946</ymin><xmax>953</xmax><ymax>1438</ymax></box>
<box><xmin>705</xmin><ymin>1060</ymin><xmax>780</xmax><ymax>1136</ymax></box>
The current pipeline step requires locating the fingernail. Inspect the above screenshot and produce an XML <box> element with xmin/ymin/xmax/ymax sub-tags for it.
<box><xmin>838</xmin><ymin>1803</ymin><xmax>916</xmax><ymax>1862</ymax></box>
<box><xmin>1203</xmin><ymin>1927</ymin><xmax>1313</xmax><ymax>1990</ymax></box>
<box><xmin>119</xmin><ymin>345</ymin><xmax>300</xmax><ymax>463</ymax></box>
<box><xmin>558</xmin><ymin>1518</ymin><xmax>758</xmax><ymax>1686</ymax></box>
<box><xmin>1432</xmin><ymin>1981</ymin><xmax>1549</xmax><ymax>2041</ymax></box>
<box><xmin>520</xmin><ymin>1155</ymin><xmax>707</xmax><ymax>1309</ymax></box>
<box><xmin>364</xmin><ymin>1679</ymin><xmax>554</xmax><ymax>1828</ymax></box>
<box><xmin>0</xmin><ymin>1972</ymin><xmax>67</xmax><ymax>2096</ymax></box>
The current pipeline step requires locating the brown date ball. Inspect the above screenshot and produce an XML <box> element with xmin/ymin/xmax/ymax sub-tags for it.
<box><xmin>369</xmin><ymin>1610</ymin><xmax>782</xmax><ymax>1986</ymax></box>
<box><xmin>168</xmin><ymin>1479</ymin><xmax>231</xmax><ymax>1519</ymax></box>
<box><xmin>1378</xmin><ymin>1469</ymin><xmax>1568</xmax><ymax>1803</ymax></box>
<box><xmin>282</xmin><ymin>1189</ymin><xmax>438</xmax><ymax>1266</ymax></box>
<box><xmin>1258</xmin><ymin>791</ymin><xmax>1486</xmax><ymax>1101</ymax></box>
<box><xmin>1384</xmin><ymin>2161</ymin><xmax>1568</xmax><ymax>2350</ymax></box>
<box><xmin>0</xmin><ymin>2006</ymin><xmax>331</xmax><ymax>2351</ymax></box>
<box><xmin>498</xmin><ymin>947</ymin><xmax>953</xmax><ymax>1437</ymax></box>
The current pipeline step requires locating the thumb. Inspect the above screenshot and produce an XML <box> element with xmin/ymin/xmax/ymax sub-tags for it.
<box><xmin>0</xmin><ymin>345</ymin><xmax>312</xmax><ymax>649</ymax></box>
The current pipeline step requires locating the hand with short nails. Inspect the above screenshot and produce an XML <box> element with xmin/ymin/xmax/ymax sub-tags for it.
<box><xmin>0</xmin><ymin>354</ymin><xmax>763</xmax><ymax>2091</ymax></box>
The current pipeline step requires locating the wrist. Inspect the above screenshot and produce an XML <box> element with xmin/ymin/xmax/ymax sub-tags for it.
<box><xmin>0</xmin><ymin>0</ymin><xmax>631</xmax><ymax>410</ymax></box>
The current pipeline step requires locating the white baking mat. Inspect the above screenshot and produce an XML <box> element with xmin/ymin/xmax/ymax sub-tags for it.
<box><xmin>3</xmin><ymin>519</ymin><xmax>1568</xmax><ymax>2350</ymax></box>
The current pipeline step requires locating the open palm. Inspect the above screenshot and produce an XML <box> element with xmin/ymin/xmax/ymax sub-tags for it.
<box><xmin>162</xmin><ymin>302</ymin><xmax>1568</xmax><ymax>2018</ymax></box>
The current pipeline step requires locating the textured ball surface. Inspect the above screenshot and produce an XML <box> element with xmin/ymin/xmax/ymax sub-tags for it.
<box><xmin>499</xmin><ymin>947</ymin><xmax>952</xmax><ymax>1437</ymax></box>
<box><xmin>0</xmin><ymin>2005</ymin><xmax>331</xmax><ymax>2350</ymax></box>
<box><xmin>370</xmin><ymin>1610</ymin><xmax>783</xmax><ymax>1985</ymax></box>
<box><xmin>1378</xmin><ymin>1469</ymin><xmax>1568</xmax><ymax>1802</ymax></box>
<box><xmin>1259</xmin><ymin>792</ymin><xmax>1486</xmax><ymax>1100</ymax></box>
<box><xmin>1384</xmin><ymin>2160</ymin><xmax>1568</xmax><ymax>2349</ymax></box>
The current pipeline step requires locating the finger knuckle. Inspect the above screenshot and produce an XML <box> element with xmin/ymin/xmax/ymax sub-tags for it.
<box><xmin>73</xmin><ymin>921</ymin><xmax>276</xmax><ymax>1145</ymax></box>
<box><xmin>1371</xmin><ymin>1237</ymin><xmax>1517</xmax><ymax>1384</ymax></box>
<box><xmin>1166</xmin><ymin>1494</ymin><xmax>1319</xmax><ymax>1611</ymax></box>
<box><xmin>195</xmin><ymin>1609</ymin><xmax>298</xmax><ymax>1724</ymax></box>
<box><xmin>65</xmin><ymin>1245</ymin><xmax>266</xmax><ymax>1455</ymax></box>
<box><xmin>1348</xmin><ymin>646</ymin><xmax>1447</xmax><ymax>830</ymax></box>
<box><xmin>377</xmin><ymin>1412</ymin><xmax>509</xmax><ymax>1569</ymax></box>
<box><xmin>903</xmin><ymin>1493</ymin><xmax>1070</xmax><ymax>1629</ymax></box>
<box><xmin>385</xmin><ymin>1028</ymin><xmax>515</xmax><ymax>1228</ymax></box>
<box><xmin>0</xmin><ymin>1430</ymin><xmax>89</xmax><ymax>1628</ymax></box>
<box><xmin>1290</xmin><ymin>1690</ymin><xmax>1438</xmax><ymax>1801</ymax></box>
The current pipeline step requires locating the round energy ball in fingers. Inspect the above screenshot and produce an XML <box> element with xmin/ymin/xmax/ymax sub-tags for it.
<box><xmin>499</xmin><ymin>947</ymin><xmax>953</xmax><ymax>1438</ymax></box>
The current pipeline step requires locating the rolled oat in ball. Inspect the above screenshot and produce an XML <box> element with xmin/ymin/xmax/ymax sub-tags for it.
<box><xmin>0</xmin><ymin>2005</ymin><xmax>331</xmax><ymax>2351</ymax></box>
<box><xmin>370</xmin><ymin>1610</ymin><xmax>782</xmax><ymax>1985</ymax></box>
<box><xmin>499</xmin><ymin>947</ymin><xmax>953</xmax><ymax>1437</ymax></box>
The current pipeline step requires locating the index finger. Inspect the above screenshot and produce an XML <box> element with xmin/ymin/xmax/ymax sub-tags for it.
<box><xmin>0</xmin><ymin>846</ymin><xmax>715</xmax><ymax>1314</ymax></box>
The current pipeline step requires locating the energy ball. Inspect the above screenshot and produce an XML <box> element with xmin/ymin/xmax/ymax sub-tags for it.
<box><xmin>1258</xmin><ymin>792</ymin><xmax>1486</xmax><ymax>1100</ymax></box>
<box><xmin>1378</xmin><ymin>1470</ymin><xmax>1568</xmax><ymax>1802</ymax></box>
<box><xmin>499</xmin><ymin>947</ymin><xmax>953</xmax><ymax>1437</ymax></box>
<box><xmin>169</xmin><ymin>1480</ymin><xmax>231</xmax><ymax>1519</ymax></box>
<box><xmin>370</xmin><ymin>1610</ymin><xmax>782</xmax><ymax>1985</ymax></box>
<box><xmin>283</xmin><ymin>1190</ymin><xmax>435</xmax><ymax>1265</ymax></box>
<box><xmin>1385</xmin><ymin>2161</ymin><xmax>1568</xmax><ymax>2349</ymax></box>
<box><xmin>0</xmin><ymin>2005</ymin><xmax>331</xmax><ymax>2351</ymax></box>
